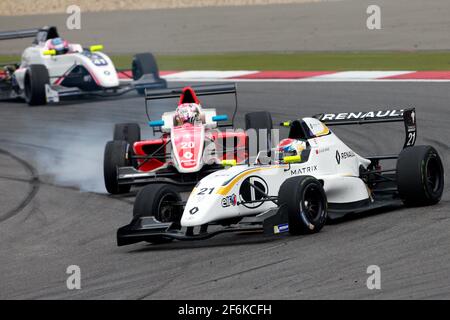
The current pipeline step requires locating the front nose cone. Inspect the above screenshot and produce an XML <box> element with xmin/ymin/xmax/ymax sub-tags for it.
<box><xmin>181</xmin><ymin>206</ymin><xmax>203</xmax><ymax>227</ymax></box>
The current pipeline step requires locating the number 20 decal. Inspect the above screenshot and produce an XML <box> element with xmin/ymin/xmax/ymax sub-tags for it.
<box><xmin>181</xmin><ymin>141</ymin><xmax>195</xmax><ymax>149</ymax></box>
<box><xmin>197</xmin><ymin>188</ymin><xmax>214</xmax><ymax>195</ymax></box>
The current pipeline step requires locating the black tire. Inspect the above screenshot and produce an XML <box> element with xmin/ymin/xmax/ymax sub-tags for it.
<box><xmin>397</xmin><ymin>145</ymin><xmax>444</xmax><ymax>206</ymax></box>
<box><xmin>113</xmin><ymin>123</ymin><xmax>141</xmax><ymax>144</ymax></box>
<box><xmin>133</xmin><ymin>184</ymin><xmax>182</xmax><ymax>244</ymax></box>
<box><xmin>103</xmin><ymin>140</ymin><xmax>132</xmax><ymax>194</ymax></box>
<box><xmin>245</xmin><ymin>111</ymin><xmax>273</xmax><ymax>158</ymax></box>
<box><xmin>132</xmin><ymin>52</ymin><xmax>159</xmax><ymax>94</ymax></box>
<box><xmin>133</xmin><ymin>184</ymin><xmax>182</xmax><ymax>221</ymax></box>
<box><xmin>24</xmin><ymin>65</ymin><xmax>50</xmax><ymax>106</ymax></box>
<box><xmin>278</xmin><ymin>176</ymin><xmax>328</xmax><ymax>235</ymax></box>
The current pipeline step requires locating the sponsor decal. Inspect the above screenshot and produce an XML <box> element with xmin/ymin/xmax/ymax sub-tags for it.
<box><xmin>321</xmin><ymin>109</ymin><xmax>405</xmax><ymax>121</ymax></box>
<box><xmin>336</xmin><ymin>150</ymin><xmax>355</xmax><ymax>164</ymax></box>
<box><xmin>239</xmin><ymin>176</ymin><xmax>268</xmax><ymax>209</ymax></box>
<box><xmin>316</xmin><ymin>147</ymin><xmax>330</xmax><ymax>154</ymax></box>
<box><xmin>341</xmin><ymin>150</ymin><xmax>355</xmax><ymax>159</ymax></box>
<box><xmin>274</xmin><ymin>223</ymin><xmax>289</xmax><ymax>234</ymax></box>
<box><xmin>221</xmin><ymin>194</ymin><xmax>238</xmax><ymax>207</ymax></box>
<box><xmin>290</xmin><ymin>165</ymin><xmax>318</xmax><ymax>175</ymax></box>
<box><xmin>189</xmin><ymin>207</ymin><xmax>199</xmax><ymax>215</ymax></box>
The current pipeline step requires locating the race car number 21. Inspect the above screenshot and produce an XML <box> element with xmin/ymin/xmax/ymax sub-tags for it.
<box><xmin>197</xmin><ymin>187</ymin><xmax>214</xmax><ymax>195</ymax></box>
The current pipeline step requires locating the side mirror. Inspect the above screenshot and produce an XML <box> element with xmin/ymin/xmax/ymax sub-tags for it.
<box><xmin>283</xmin><ymin>155</ymin><xmax>302</xmax><ymax>163</ymax></box>
<box><xmin>221</xmin><ymin>159</ymin><xmax>236</xmax><ymax>167</ymax></box>
<box><xmin>212</xmin><ymin>115</ymin><xmax>228</xmax><ymax>122</ymax></box>
<box><xmin>149</xmin><ymin>120</ymin><xmax>164</xmax><ymax>127</ymax></box>
<box><xmin>43</xmin><ymin>49</ymin><xmax>56</xmax><ymax>56</ymax></box>
<box><xmin>90</xmin><ymin>44</ymin><xmax>104</xmax><ymax>52</ymax></box>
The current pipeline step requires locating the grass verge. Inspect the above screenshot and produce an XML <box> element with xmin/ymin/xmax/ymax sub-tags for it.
<box><xmin>2</xmin><ymin>52</ymin><xmax>450</xmax><ymax>70</ymax></box>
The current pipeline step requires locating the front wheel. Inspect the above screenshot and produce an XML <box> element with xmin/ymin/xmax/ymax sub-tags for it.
<box><xmin>133</xmin><ymin>184</ymin><xmax>183</xmax><ymax>244</ymax></box>
<box><xmin>397</xmin><ymin>145</ymin><xmax>444</xmax><ymax>206</ymax></box>
<box><xmin>24</xmin><ymin>64</ymin><xmax>50</xmax><ymax>106</ymax></box>
<box><xmin>278</xmin><ymin>176</ymin><xmax>328</xmax><ymax>235</ymax></box>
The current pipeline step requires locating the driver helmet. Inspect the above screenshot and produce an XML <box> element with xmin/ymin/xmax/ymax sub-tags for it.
<box><xmin>277</xmin><ymin>138</ymin><xmax>306</xmax><ymax>162</ymax></box>
<box><xmin>48</xmin><ymin>38</ymin><xmax>69</xmax><ymax>55</ymax></box>
<box><xmin>175</xmin><ymin>103</ymin><xmax>200</xmax><ymax>124</ymax></box>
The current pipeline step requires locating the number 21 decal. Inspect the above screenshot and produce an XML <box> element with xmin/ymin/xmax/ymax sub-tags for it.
<box><xmin>407</xmin><ymin>132</ymin><xmax>416</xmax><ymax>146</ymax></box>
<box><xmin>197</xmin><ymin>187</ymin><xmax>214</xmax><ymax>195</ymax></box>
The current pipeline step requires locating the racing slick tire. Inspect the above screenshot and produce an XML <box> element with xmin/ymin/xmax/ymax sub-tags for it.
<box><xmin>132</xmin><ymin>53</ymin><xmax>159</xmax><ymax>95</ymax></box>
<box><xmin>278</xmin><ymin>176</ymin><xmax>328</xmax><ymax>235</ymax></box>
<box><xmin>133</xmin><ymin>184</ymin><xmax>183</xmax><ymax>244</ymax></box>
<box><xmin>24</xmin><ymin>64</ymin><xmax>50</xmax><ymax>106</ymax></box>
<box><xmin>113</xmin><ymin>123</ymin><xmax>141</xmax><ymax>144</ymax></box>
<box><xmin>104</xmin><ymin>140</ymin><xmax>132</xmax><ymax>194</ymax></box>
<box><xmin>113</xmin><ymin>123</ymin><xmax>140</xmax><ymax>167</ymax></box>
<box><xmin>397</xmin><ymin>145</ymin><xmax>444</xmax><ymax>206</ymax></box>
<box><xmin>245</xmin><ymin>111</ymin><xmax>273</xmax><ymax>159</ymax></box>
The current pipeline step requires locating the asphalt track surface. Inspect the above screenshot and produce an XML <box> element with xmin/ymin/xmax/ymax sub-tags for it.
<box><xmin>1</xmin><ymin>0</ymin><xmax>450</xmax><ymax>54</ymax></box>
<box><xmin>0</xmin><ymin>81</ymin><xmax>449</xmax><ymax>299</ymax></box>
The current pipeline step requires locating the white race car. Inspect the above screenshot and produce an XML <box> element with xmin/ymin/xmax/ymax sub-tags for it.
<box><xmin>117</xmin><ymin>108</ymin><xmax>444</xmax><ymax>246</ymax></box>
<box><xmin>0</xmin><ymin>26</ymin><xmax>166</xmax><ymax>106</ymax></box>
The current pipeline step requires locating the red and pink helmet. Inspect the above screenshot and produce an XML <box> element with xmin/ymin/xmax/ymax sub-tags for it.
<box><xmin>176</xmin><ymin>103</ymin><xmax>200</xmax><ymax>124</ymax></box>
<box><xmin>175</xmin><ymin>87</ymin><xmax>202</xmax><ymax>124</ymax></box>
<box><xmin>47</xmin><ymin>38</ymin><xmax>69</xmax><ymax>55</ymax></box>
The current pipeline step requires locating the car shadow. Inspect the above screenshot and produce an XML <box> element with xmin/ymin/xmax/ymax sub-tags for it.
<box><xmin>127</xmin><ymin>230</ymin><xmax>287</xmax><ymax>253</ymax></box>
<box><xmin>123</xmin><ymin>204</ymin><xmax>406</xmax><ymax>253</ymax></box>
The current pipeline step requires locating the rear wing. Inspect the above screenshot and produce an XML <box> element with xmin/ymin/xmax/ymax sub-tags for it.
<box><xmin>0</xmin><ymin>26</ymin><xmax>59</xmax><ymax>43</ymax></box>
<box><xmin>0</xmin><ymin>28</ymin><xmax>39</xmax><ymax>41</ymax></box>
<box><xmin>144</xmin><ymin>83</ymin><xmax>238</xmax><ymax>126</ymax></box>
<box><xmin>313</xmin><ymin>108</ymin><xmax>417</xmax><ymax>148</ymax></box>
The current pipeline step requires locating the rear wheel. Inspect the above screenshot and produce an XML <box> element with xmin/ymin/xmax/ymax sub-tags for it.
<box><xmin>397</xmin><ymin>145</ymin><xmax>444</xmax><ymax>206</ymax></box>
<box><xmin>103</xmin><ymin>140</ymin><xmax>132</xmax><ymax>194</ymax></box>
<box><xmin>245</xmin><ymin>111</ymin><xmax>273</xmax><ymax>160</ymax></box>
<box><xmin>113</xmin><ymin>123</ymin><xmax>141</xmax><ymax>144</ymax></box>
<box><xmin>132</xmin><ymin>52</ymin><xmax>160</xmax><ymax>95</ymax></box>
<box><xmin>278</xmin><ymin>176</ymin><xmax>328</xmax><ymax>235</ymax></box>
<box><xmin>133</xmin><ymin>184</ymin><xmax>183</xmax><ymax>244</ymax></box>
<box><xmin>24</xmin><ymin>65</ymin><xmax>49</xmax><ymax>106</ymax></box>
<box><xmin>113</xmin><ymin>123</ymin><xmax>140</xmax><ymax>168</ymax></box>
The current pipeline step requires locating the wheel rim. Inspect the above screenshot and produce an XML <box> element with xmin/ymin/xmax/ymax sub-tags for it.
<box><xmin>425</xmin><ymin>156</ymin><xmax>442</xmax><ymax>194</ymax></box>
<box><xmin>156</xmin><ymin>194</ymin><xmax>179</xmax><ymax>223</ymax></box>
<box><xmin>300</xmin><ymin>184</ymin><xmax>324</xmax><ymax>222</ymax></box>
